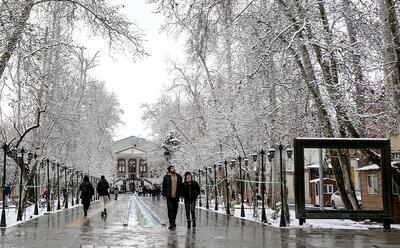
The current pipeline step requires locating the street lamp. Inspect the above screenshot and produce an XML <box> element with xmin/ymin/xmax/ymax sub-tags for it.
<box><xmin>205</xmin><ymin>166</ymin><xmax>209</xmax><ymax>209</ymax></box>
<box><xmin>46</xmin><ymin>159</ymin><xmax>51</xmax><ymax>212</ymax></box>
<box><xmin>64</xmin><ymin>166</ymin><xmax>68</xmax><ymax>209</ymax></box>
<box><xmin>17</xmin><ymin>148</ymin><xmax>25</xmax><ymax>221</ymax></box>
<box><xmin>33</xmin><ymin>154</ymin><xmax>39</xmax><ymax>215</ymax></box>
<box><xmin>260</xmin><ymin>149</ymin><xmax>267</xmax><ymax>222</ymax></box>
<box><xmin>198</xmin><ymin>169</ymin><xmax>202</xmax><ymax>207</ymax></box>
<box><xmin>93</xmin><ymin>177</ymin><xmax>97</xmax><ymax>201</ymax></box>
<box><xmin>238</xmin><ymin>156</ymin><xmax>245</xmax><ymax>217</ymax></box>
<box><xmin>213</xmin><ymin>164</ymin><xmax>218</xmax><ymax>211</ymax></box>
<box><xmin>230</xmin><ymin>159</ymin><xmax>236</xmax><ymax>215</ymax></box>
<box><xmin>70</xmin><ymin>168</ymin><xmax>74</xmax><ymax>206</ymax></box>
<box><xmin>224</xmin><ymin>160</ymin><xmax>230</xmax><ymax>215</ymax></box>
<box><xmin>251</xmin><ymin>152</ymin><xmax>259</xmax><ymax>219</ymax></box>
<box><xmin>57</xmin><ymin>163</ymin><xmax>60</xmax><ymax>210</ymax></box>
<box><xmin>1</xmin><ymin>143</ymin><xmax>9</xmax><ymax>227</ymax></box>
<box><xmin>268</xmin><ymin>144</ymin><xmax>293</xmax><ymax>227</ymax></box>
<box><xmin>76</xmin><ymin>171</ymin><xmax>80</xmax><ymax>205</ymax></box>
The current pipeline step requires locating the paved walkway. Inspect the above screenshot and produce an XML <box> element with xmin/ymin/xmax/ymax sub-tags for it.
<box><xmin>0</xmin><ymin>194</ymin><xmax>399</xmax><ymax>247</ymax></box>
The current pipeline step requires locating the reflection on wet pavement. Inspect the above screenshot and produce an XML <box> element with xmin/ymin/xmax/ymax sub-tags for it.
<box><xmin>0</xmin><ymin>194</ymin><xmax>399</xmax><ymax>247</ymax></box>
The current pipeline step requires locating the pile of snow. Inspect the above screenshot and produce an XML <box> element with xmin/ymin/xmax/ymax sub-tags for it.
<box><xmin>197</xmin><ymin>201</ymin><xmax>400</xmax><ymax>230</ymax></box>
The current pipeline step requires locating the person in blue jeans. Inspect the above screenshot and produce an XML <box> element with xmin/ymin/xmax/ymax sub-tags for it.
<box><xmin>182</xmin><ymin>172</ymin><xmax>200</xmax><ymax>229</ymax></box>
<box><xmin>4</xmin><ymin>184</ymin><xmax>11</xmax><ymax>207</ymax></box>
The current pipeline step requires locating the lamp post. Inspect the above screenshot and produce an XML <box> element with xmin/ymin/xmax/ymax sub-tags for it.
<box><xmin>213</xmin><ymin>164</ymin><xmax>218</xmax><ymax>211</ymax></box>
<box><xmin>76</xmin><ymin>171</ymin><xmax>80</xmax><ymax>205</ymax></box>
<box><xmin>268</xmin><ymin>145</ymin><xmax>292</xmax><ymax>227</ymax></box>
<box><xmin>205</xmin><ymin>167</ymin><xmax>209</xmax><ymax>209</ymax></box>
<box><xmin>33</xmin><ymin>154</ymin><xmax>39</xmax><ymax>215</ymax></box>
<box><xmin>260</xmin><ymin>149</ymin><xmax>267</xmax><ymax>222</ymax></box>
<box><xmin>93</xmin><ymin>177</ymin><xmax>97</xmax><ymax>201</ymax></box>
<box><xmin>224</xmin><ymin>160</ymin><xmax>230</xmax><ymax>215</ymax></box>
<box><xmin>229</xmin><ymin>159</ymin><xmax>236</xmax><ymax>215</ymax></box>
<box><xmin>90</xmin><ymin>176</ymin><xmax>93</xmax><ymax>202</ymax></box>
<box><xmin>198</xmin><ymin>169</ymin><xmax>202</xmax><ymax>207</ymax></box>
<box><xmin>238</xmin><ymin>156</ymin><xmax>245</xmax><ymax>217</ymax></box>
<box><xmin>17</xmin><ymin>148</ymin><xmax>25</xmax><ymax>221</ymax></box>
<box><xmin>46</xmin><ymin>159</ymin><xmax>51</xmax><ymax>212</ymax></box>
<box><xmin>56</xmin><ymin>163</ymin><xmax>60</xmax><ymax>210</ymax></box>
<box><xmin>251</xmin><ymin>152</ymin><xmax>259</xmax><ymax>219</ymax></box>
<box><xmin>1</xmin><ymin>143</ymin><xmax>8</xmax><ymax>227</ymax></box>
<box><xmin>64</xmin><ymin>166</ymin><xmax>68</xmax><ymax>209</ymax></box>
<box><xmin>70</xmin><ymin>168</ymin><xmax>74</xmax><ymax>206</ymax></box>
<box><xmin>51</xmin><ymin>162</ymin><xmax>55</xmax><ymax>210</ymax></box>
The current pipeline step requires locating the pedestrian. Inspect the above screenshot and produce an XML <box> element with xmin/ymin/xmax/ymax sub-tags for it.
<box><xmin>162</xmin><ymin>165</ymin><xmax>182</xmax><ymax>230</ymax></box>
<box><xmin>97</xmin><ymin>175</ymin><xmax>110</xmax><ymax>217</ymax></box>
<box><xmin>4</xmin><ymin>184</ymin><xmax>11</xmax><ymax>207</ymax></box>
<box><xmin>114</xmin><ymin>186</ymin><xmax>119</xmax><ymax>201</ymax></box>
<box><xmin>155</xmin><ymin>186</ymin><xmax>161</xmax><ymax>200</ymax></box>
<box><xmin>182</xmin><ymin>172</ymin><xmax>200</xmax><ymax>229</ymax></box>
<box><xmin>79</xmin><ymin>175</ymin><xmax>94</xmax><ymax>216</ymax></box>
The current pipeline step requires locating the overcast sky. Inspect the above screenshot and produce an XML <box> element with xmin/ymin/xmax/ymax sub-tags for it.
<box><xmin>85</xmin><ymin>0</ymin><xmax>185</xmax><ymax>141</ymax></box>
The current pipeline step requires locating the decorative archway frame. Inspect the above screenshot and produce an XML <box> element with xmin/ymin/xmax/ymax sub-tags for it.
<box><xmin>294</xmin><ymin>138</ymin><xmax>394</xmax><ymax>229</ymax></box>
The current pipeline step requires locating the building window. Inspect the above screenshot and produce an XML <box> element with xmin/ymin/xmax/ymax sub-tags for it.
<box><xmin>323</xmin><ymin>184</ymin><xmax>334</xmax><ymax>194</ymax></box>
<box><xmin>139</xmin><ymin>159</ymin><xmax>147</xmax><ymax>177</ymax></box>
<box><xmin>118</xmin><ymin>159</ymin><xmax>126</xmax><ymax>173</ymax></box>
<box><xmin>128</xmin><ymin>159</ymin><xmax>136</xmax><ymax>173</ymax></box>
<box><xmin>367</xmin><ymin>174</ymin><xmax>378</xmax><ymax>194</ymax></box>
<box><xmin>391</xmin><ymin>152</ymin><xmax>400</xmax><ymax>160</ymax></box>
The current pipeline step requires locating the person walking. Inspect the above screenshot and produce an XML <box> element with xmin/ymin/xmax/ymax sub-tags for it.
<box><xmin>4</xmin><ymin>184</ymin><xmax>11</xmax><ymax>207</ymax></box>
<box><xmin>162</xmin><ymin>165</ymin><xmax>182</xmax><ymax>230</ymax></box>
<box><xmin>182</xmin><ymin>172</ymin><xmax>200</xmax><ymax>229</ymax></box>
<box><xmin>113</xmin><ymin>186</ymin><xmax>119</xmax><ymax>201</ymax></box>
<box><xmin>97</xmin><ymin>175</ymin><xmax>110</xmax><ymax>217</ymax></box>
<box><xmin>79</xmin><ymin>175</ymin><xmax>94</xmax><ymax>216</ymax></box>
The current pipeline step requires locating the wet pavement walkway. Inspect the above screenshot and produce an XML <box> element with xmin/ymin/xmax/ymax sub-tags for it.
<box><xmin>0</xmin><ymin>194</ymin><xmax>399</xmax><ymax>247</ymax></box>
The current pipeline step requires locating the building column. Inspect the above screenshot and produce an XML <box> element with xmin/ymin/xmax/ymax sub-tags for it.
<box><xmin>125</xmin><ymin>158</ymin><xmax>129</xmax><ymax>179</ymax></box>
<box><xmin>136</xmin><ymin>158</ymin><xmax>140</xmax><ymax>178</ymax></box>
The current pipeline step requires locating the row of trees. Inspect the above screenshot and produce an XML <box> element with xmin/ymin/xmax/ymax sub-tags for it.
<box><xmin>0</xmin><ymin>0</ymin><xmax>146</xmax><ymax>207</ymax></box>
<box><xmin>143</xmin><ymin>0</ymin><xmax>400</xmax><ymax>221</ymax></box>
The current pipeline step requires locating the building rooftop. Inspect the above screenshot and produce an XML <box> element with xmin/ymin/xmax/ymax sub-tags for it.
<box><xmin>113</xmin><ymin>136</ymin><xmax>158</xmax><ymax>154</ymax></box>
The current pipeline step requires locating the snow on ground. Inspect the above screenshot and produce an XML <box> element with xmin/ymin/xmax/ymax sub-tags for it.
<box><xmin>0</xmin><ymin>199</ymin><xmax>84</xmax><ymax>228</ymax></box>
<box><xmin>196</xmin><ymin>200</ymin><xmax>400</xmax><ymax>230</ymax></box>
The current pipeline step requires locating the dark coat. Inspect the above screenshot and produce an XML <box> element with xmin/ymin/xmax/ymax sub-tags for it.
<box><xmin>97</xmin><ymin>179</ymin><xmax>110</xmax><ymax>196</ymax></box>
<box><xmin>162</xmin><ymin>173</ymin><xmax>183</xmax><ymax>198</ymax></box>
<box><xmin>79</xmin><ymin>181</ymin><xmax>94</xmax><ymax>200</ymax></box>
<box><xmin>182</xmin><ymin>180</ymin><xmax>200</xmax><ymax>202</ymax></box>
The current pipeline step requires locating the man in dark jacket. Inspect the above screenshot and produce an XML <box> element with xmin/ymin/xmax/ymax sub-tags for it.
<box><xmin>162</xmin><ymin>165</ymin><xmax>182</xmax><ymax>230</ymax></box>
<box><xmin>97</xmin><ymin>175</ymin><xmax>110</xmax><ymax>217</ymax></box>
<box><xmin>79</xmin><ymin>175</ymin><xmax>94</xmax><ymax>216</ymax></box>
<box><xmin>182</xmin><ymin>172</ymin><xmax>200</xmax><ymax>228</ymax></box>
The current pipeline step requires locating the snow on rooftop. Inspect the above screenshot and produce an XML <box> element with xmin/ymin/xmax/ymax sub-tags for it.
<box><xmin>310</xmin><ymin>178</ymin><xmax>336</xmax><ymax>183</ymax></box>
<box><xmin>356</xmin><ymin>164</ymin><xmax>380</xmax><ymax>171</ymax></box>
<box><xmin>307</xmin><ymin>163</ymin><xmax>332</xmax><ymax>169</ymax></box>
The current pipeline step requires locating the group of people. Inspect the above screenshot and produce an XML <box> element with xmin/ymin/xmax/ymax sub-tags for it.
<box><xmin>76</xmin><ymin>165</ymin><xmax>200</xmax><ymax>231</ymax></box>
<box><xmin>162</xmin><ymin>165</ymin><xmax>200</xmax><ymax>230</ymax></box>
<box><xmin>79</xmin><ymin>175</ymin><xmax>110</xmax><ymax>217</ymax></box>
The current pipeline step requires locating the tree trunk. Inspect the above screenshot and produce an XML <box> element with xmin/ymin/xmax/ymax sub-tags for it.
<box><xmin>342</xmin><ymin>0</ymin><xmax>366</xmax><ymax>134</ymax></box>
<box><xmin>380</xmin><ymin>0</ymin><xmax>400</xmax><ymax>120</ymax></box>
<box><xmin>0</xmin><ymin>0</ymin><xmax>34</xmax><ymax>80</ymax></box>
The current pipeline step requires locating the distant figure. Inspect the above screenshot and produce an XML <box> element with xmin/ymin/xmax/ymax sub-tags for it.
<box><xmin>42</xmin><ymin>188</ymin><xmax>49</xmax><ymax>201</ymax></box>
<box><xmin>97</xmin><ymin>175</ymin><xmax>110</xmax><ymax>217</ymax></box>
<box><xmin>4</xmin><ymin>184</ymin><xmax>11</xmax><ymax>207</ymax></box>
<box><xmin>79</xmin><ymin>175</ymin><xmax>94</xmax><ymax>216</ymax></box>
<box><xmin>162</xmin><ymin>165</ymin><xmax>182</xmax><ymax>230</ymax></box>
<box><xmin>182</xmin><ymin>172</ymin><xmax>200</xmax><ymax>228</ymax></box>
<box><xmin>114</xmin><ymin>186</ymin><xmax>119</xmax><ymax>201</ymax></box>
<box><xmin>154</xmin><ymin>186</ymin><xmax>161</xmax><ymax>200</ymax></box>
